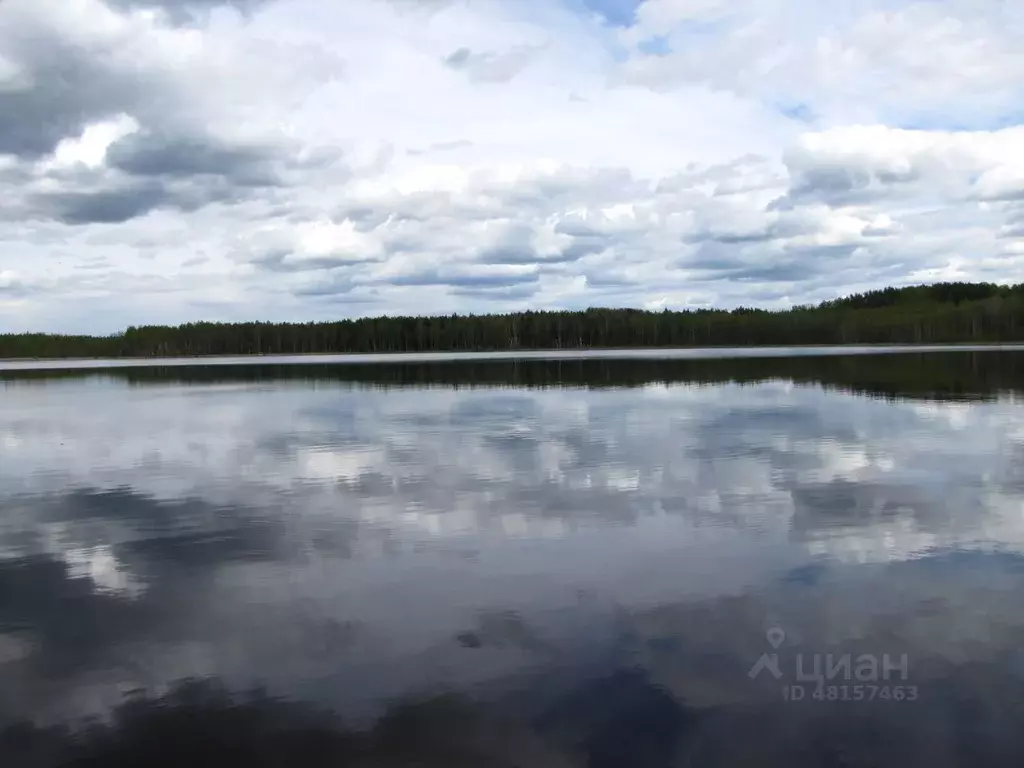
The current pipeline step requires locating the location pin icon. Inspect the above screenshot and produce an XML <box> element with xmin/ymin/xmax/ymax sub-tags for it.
<box><xmin>766</xmin><ymin>627</ymin><xmax>786</xmax><ymax>649</ymax></box>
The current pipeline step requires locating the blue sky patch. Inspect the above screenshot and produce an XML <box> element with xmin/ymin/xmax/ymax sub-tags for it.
<box><xmin>776</xmin><ymin>102</ymin><xmax>816</xmax><ymax>124</ymax></box>
<box><xmin>636</xmin><ymin>34</ymin><xmax>672</xmax><ymax>56</ymax></box>
<box><xmin>576</xmin><ymin>0</ymin><xmax>644</xmax><ymax>27</ymax></box>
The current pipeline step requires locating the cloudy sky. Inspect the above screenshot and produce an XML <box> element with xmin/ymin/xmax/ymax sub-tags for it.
<box><xmin>2</xmin><ymin>0</ymin><xmax>1024</xmax><ymax>333</ymax></box>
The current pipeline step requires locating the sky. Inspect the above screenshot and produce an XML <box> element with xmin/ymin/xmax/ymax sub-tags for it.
<box><xmin>1</xmin><ymin>0</ymin><xmax>1024</xmax><ymax>333</ymax></box>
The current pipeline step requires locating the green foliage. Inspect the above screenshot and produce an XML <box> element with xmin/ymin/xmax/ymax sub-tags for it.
<box><xmin>4</xmin><ymin>282</ymin><xmax>1024</xmax><ymax>359</ymax></box>
<box><xmin>818</xmin><ymin>281</ymin><xmax>1023</xmax><ymax>310</ymax></box>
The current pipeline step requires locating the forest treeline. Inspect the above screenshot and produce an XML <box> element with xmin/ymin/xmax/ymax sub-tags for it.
<box><xmin>5</xmin><ymin>281</ymin><xmax>1024</xmax><ymax>359</ymax></box>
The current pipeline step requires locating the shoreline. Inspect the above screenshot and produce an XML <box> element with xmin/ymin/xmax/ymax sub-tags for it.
<box><xmin>4</xmin><ymin>342</ymin><xmax>1024</xmax><ymax>370</ymax></box>
<box><xmin>2</xmin><ymin>339</ymin><xmax>1024</xmax><ymax>362</ymax></box>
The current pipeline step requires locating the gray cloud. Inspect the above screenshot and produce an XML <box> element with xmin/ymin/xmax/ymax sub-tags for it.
<box><xmin>292</xmin><ymin>275</ymin><xmax>357</xmax><ymax>296</ymax></box>
<box><xmin>252</xmin><ymin>250</ymin><xmax>378</xmax><ymax>273</ymax></box>
<box><xmin>0</xmin><ymin>18</ymin><xmax>144</xmax><ymax>158</ymax></box>
<box><xmin>1001</xmin><ymin>209</ymin><xmax>1024</xmax><ymax>239</ymax></box>
<box><xmin>559</xmin><ymin>237</ymin><xmax>609</xmax><ymax>261</ymax></box>
<box><xmin>390</xmin><ymin>269</ymin><xmax>539</xmax><ymax>288</ymax></box>
<box><xmin>338</xmin><ymin>206</ymin><xmax>391</xmax><ymax>226</ymax></box>
<box><xmin>784</xmin><ymin>167</ymin><xmax>878</xmax><ymax>206</ymax></box>
<box><xmin>684</xmin><ymin>229</ymin><xmax>776</xmax><ymax>246</ymax></box>
<box><xmin>476</xmin><ymin>239</ymin><xmax>599</xmax><ymax>266</ymax></box>
<box><xmin>0</xmin><ymin>0</ymin><xmax>347</xmax><ymax>235</ymax></box>
<box><xmin>17</xmin><ymin>128</ymin><xmax>343</xmax><ymax>225</ymax></box>
<box><xmin>106</xmin><ymin>131</ymin><xmax>282</xmax><ymax>186</ymax></box>
<box><xmin>449</xmin><ymin>283</ymin><xmax>540</xmax><ymax>300</ymax></box>
<box><xmin>444</xmin><ymin>47</ymin><xmax>471</xmax><ymax>67</ymax></box>
<box><xmin>251</xmin><ymin>249</ymin><xmax>310</xmax><ymax>272</ymax></box>
<box><xmin>104</xmin><ymin>0</ymin><xmax>270</xmax><ymax>19</ymax></box>
<box><xmin>30</xmin><ymin>173</ymin><xmax>259</xmax><ymax>225</ymax></box>
<box><xmin>475</xmin><ymin>246</ymin><xmax>548</xmax><ymax>265</ymax></box>
<box><xmin>724</xmin><ymin>262</ymin><xmax>816</xmax><ymax>283</ymax></box>
<box><xmin>552</xmin><ymin>217</ymin><xmax>601</xmax><ymax>238</ymax></box>
<box><xmin>442</xmin><ymin>45</ymin><xmax>541</xmax><ymax>84</ymax></box>
<box><xmin>789</xmin><ymin>244</ymin><xmax>861</xmax><ymax>265</ymax></box>
<box><xmin>0</xmin><ymin>276</ymin><xmax>33</xmax><ymax>298</ymax></box>
<box><xmin>682</xmin><ymin>241</ymin><xmax>749</xmax><ymax>272</ymax></box>
<box><xmin>985</xmin><ymin>187</ymin><xmax>1024</xmax><ymax>203</ymax></box>
<box><xmin>680</xmin><ymin>239</ymin><xmax>851</xmax><ymax>284</ymax></box>
<box><xmin>583</xmin><ymin>272</ymin><xmax>637</xmax><ymax>288</ymax></box>
<box><xmin>42</xmin><ymin>183</ymin><xmax>173</xmax><ymax>226</ymax></box>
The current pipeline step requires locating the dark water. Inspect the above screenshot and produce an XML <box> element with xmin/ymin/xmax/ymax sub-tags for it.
<box><xmin>5</xmin><ymin>350</ymin><xmax>1024</xmax><ymax>766</ymax></box>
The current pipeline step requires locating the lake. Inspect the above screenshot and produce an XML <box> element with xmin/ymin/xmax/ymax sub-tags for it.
<box><xmin>4</xmin><ymin>348</ymin><xmax>1024</xmax><ymax>766</ymax></box>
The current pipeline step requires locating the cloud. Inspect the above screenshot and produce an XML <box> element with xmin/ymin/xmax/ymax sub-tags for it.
<box><xmin>1</xmin><ymin>0</ymin><xmax>1024</xmax><ymax>332</ymax></box>
<box><xmin>779</xmin><ymin>125</ymin><xmax>1024</xmax><ymax>206</ymax></box>
<box><xmin>44</xmin><ymin>183</ymin><xmax>175</xmax><ymax>225</ymax></box>
<box><xmin>616</xmin><ymin>0</ymin><xmax>1024</xmax><ymax>129</ymax></box>
<box><xmin>22</xmin><ymin>141</ymin><xmax>316</xmax><ymax>226</ymax></box>
<box><xmin>105</xmin><ymin>130</ymin><xmax>282</xmax><ymax>185</ymax></box>
<box><xmin>0</xmin><ymin>1</ymin><xmax>152</xmax><ymax>159</ymax></box>
<box><xmin>0</xmin><ymin>0</ymin><xmax>346</xmax><ymax>235</ymax></box>
<box><xmin>442</xmin><ymin>45</ymin><xmax>542</xmax><ymax>84</ymax></box>
<box><xmin>251</xmin><ymin>249</ymin><xmax>342</xmax><ymax>273</ymax></box>
<box><xmin>450</xmin><ymin>283</ymin><xmax>540</xmax><ymax>300</ymax></box>
<box><xmin>292</xmin><ymin>273</ymin><xmax>358</xmax><ymax>296</ymax></box>
<box><xmin>388</xmin><ymin>265</ymin><xmax>540</xmax><ymax>288</ymax></box>
<box><xmin>0</xmin><ymin>270</ymin><xmax>33</xmax><ymax>298</ymax></box>
<box><xmin>105</xmin><ymin>0</ymin><xmax>271</xmax><ymax>20</ymax></box>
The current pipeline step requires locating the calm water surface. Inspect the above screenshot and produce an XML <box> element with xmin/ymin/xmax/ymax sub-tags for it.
<box><xmin>4</xmin><ymin>351</ymin><xmax>1024</xmax><ymax>766</ymax></box>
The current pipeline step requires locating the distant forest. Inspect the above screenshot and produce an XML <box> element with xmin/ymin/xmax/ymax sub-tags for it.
<box><xmin>5</xmin><ymin>281</ymin><xmax>1024</xmax><ymax>359</ymax></box>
